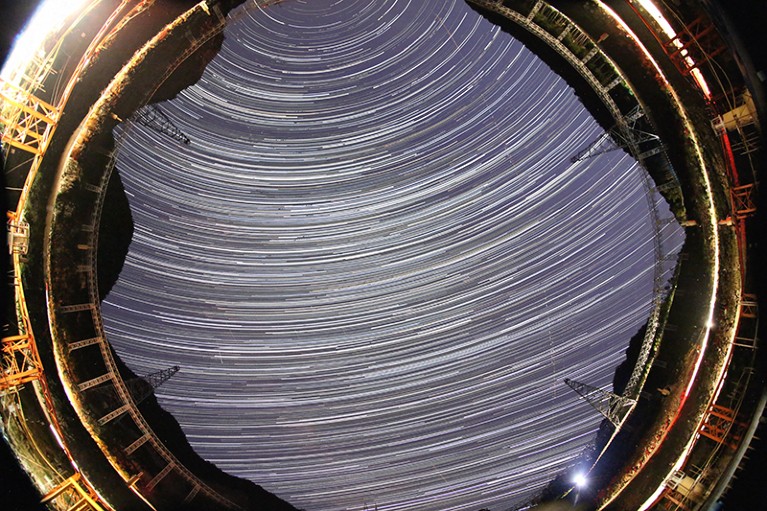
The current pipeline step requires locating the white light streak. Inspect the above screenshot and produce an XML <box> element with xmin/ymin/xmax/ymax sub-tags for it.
<box><xmin>101</xmin><ymin>1</ymin><xmax>684</xmax><ymax>510</ymax></box>
<box><xmin>596</xmin><ymin>3</ymin><xmax>721</xmax><ymax>509</ymax></box>
<box><xmin>0</xmin><ymin>0</ymin><xmax>91</xmax><ymax>82</ymax></box>
<box><xmin>633</xmin><ymin>0</ymin><xmax>711</xmax><ymax>97</ymax></box>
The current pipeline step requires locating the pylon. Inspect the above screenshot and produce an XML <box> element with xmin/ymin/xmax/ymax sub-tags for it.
<box><xmin>131</xmin><ymin>365</ymin><xmax>180</xmax><ymax>403</ymax></box>
<box><xmin>86</xmin><ymin>366</ymin><xmax>179</xmax><ymax>405</ymax></box>
<box><xmin>570</xmin><ymin>106</ymin><xmax>661</xmax><ymax>163</ymax></box>
<box><xmin>132</xmin><ymin>105</ymin><xmax>190</xmax><ymax>145</ymax></box>
<box><xmin>564</xmin><ymin>378</ymin><xmax>636</xmax><ymax>427</ymax></box>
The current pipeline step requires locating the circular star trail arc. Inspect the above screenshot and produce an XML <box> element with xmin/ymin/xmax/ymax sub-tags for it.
<box><xmin>102</xmin><ymin>1</ymin><xmax>684</xmax><ymax>510</ymax></box>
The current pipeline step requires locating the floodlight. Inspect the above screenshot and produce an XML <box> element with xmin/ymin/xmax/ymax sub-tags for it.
<box><xmin>572</xmin><ymin>472</ymin><xmax>588</xmax><ymax>489</ymax></box>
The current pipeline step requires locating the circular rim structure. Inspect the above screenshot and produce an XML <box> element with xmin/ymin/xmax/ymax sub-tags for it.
<box><xmin>2</xmin><ymin>1</ymin><xmax>758</xmax><ymax>511</ymax></box>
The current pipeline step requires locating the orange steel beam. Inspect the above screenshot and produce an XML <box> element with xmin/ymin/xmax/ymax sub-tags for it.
<box><xmin>41</xmin><ymin>473</ymin><xmax>108</xmax><ymax>511</ymax></box>
<box><xmin>720</xmin><ymin>131</ymin><xmax>740</xmax><ymax>187</ymax></box>
<box><xmin>732</xmin><ymin>184</ymin><xmax>756</xmax><ymax>218</ymax></box>
<box><xmin>0</xmin><ymin>333</ymin><xmax>44</xmax><ymax>389</ymax></box>
<box><xmin>0</xmin><ymin>78</ymin><xmax>59</xmax><ymax>155</ymax></box>
<box><xmin>698</xmin><ymin>404</ymin><xmax>744</xmax><ymax>449</ymax></box>
<box><xmin>718</xmin><ymin>130</ymin><xmax>750</xmax><ymax>282</ymax></box>
<box><xmin>663</xmin><ymin>16</ymin><xmax>727</xmax><ymax>75</ymax></box>
<box><xmin>1</xmin><ymin>1</ymin><xmax>145</xmax><ymax>219</ymax></box>
<box><xmin>659</xmin><ymin>486</ymin><xmax>692</xmax><ymax>510</ymax></box>
<box><xmin>1</xmin><ymin>6</ymin><xmax>158</xmax><ymax>511</ymax></box>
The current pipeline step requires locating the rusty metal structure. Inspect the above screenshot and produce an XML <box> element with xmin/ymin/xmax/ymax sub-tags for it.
<box><xmin>2</xmin><ymin>0</ymin><xmax>763</xmax><ymax>510</ymax></box>
<box><xmin>1</xmin><ymin>2</ymin><xmax>274</xmax><ymax>510</ymax></box>
<box><xmin>467</xmin><ymin>1</ymin><xmax>762</xmax><ymax>510</ymax></box>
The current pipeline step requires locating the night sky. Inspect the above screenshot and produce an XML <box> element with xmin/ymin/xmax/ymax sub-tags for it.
<box><xmin>100</xmin><ymin>1</ymin><xmax>683</xmax><ymax>510</ymax></box>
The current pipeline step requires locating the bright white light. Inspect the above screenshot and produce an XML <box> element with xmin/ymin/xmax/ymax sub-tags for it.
<box><xmin>49</xmin><ymin>424</ymin><xmax>66</xmax><ymax>451</ymax></box>
<box><xmin>633</xmin><ymin>0</ymin><xmax>711</xmax><ymax>97</ymax></box>
<box><xmin>1</xmin><ymin>0</ymin><xmax>90</xmax><ymax>82</ymax></box>
<box><xmin>634</xmin><ymin>0</ymin><xmax>676</xmax><ymax>36</ymax></box>
<box><xmin>573</xmin><ymin>472</ymin><xmax>588</xmax><ymax>489</ymax></box>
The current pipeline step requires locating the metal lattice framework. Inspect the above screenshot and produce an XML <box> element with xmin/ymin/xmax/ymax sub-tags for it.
<box><xmin>133</xmin><ymin>104</ymin><xmax>191</xmax><ymax>145</ymax></box>
<box><xmin>468</xmin><ymin>0</ymin><xmax>626</xmax><ymax>124</ymax></box>
<box><xmin>467</xmin><ymin>1</ymin><xmax>681</xmax><ymax>408</ymax></box>
<box><xmin>663</xmin><ymin>16</ymin><xmax>727</xmax><ymax>76</ymax></box>
<box><xmin>0</xmin><ymin>78</ymin><xmax>60</xmax><ymax>156</ymax></box>
<box><xmin>6</xmin><ymin>212</ymin><xmax>29</xmax><ymax>256</ymax></box>
<box><xmin>573</xmin><ymin>107</ymin><xmax>676</xmax><ymax>402</ymax></box>
<box><xmin>1</xmin><ymin>2</ymin><xmax>249</xmax><ymax>510</ymax></box>
<box><xmin>41</xmin><ymin>473</ymin><xmax>106</xmax><ymax>511</ymax></box>
<box><xmin>570</xmin><ymin>107</ymin><xmax>662</xmax><ymax>163</ymax></box>
<box><xmin>565</xmin><ymin>378</ymin><xmax>637</xmax><ymax>428</ymax></box>
<box><xmin>0</xmin><ymin>333</ymin><xmax>43</xmax><ymax>390</ymax></box>
<box><xmin>732</xmin><ymin>184</ymin><xmax>757</xmax><ymax>218</ymax></box>
<box><xmin>698</xmin><ymin>404</ymin><xmax>744</xmax><ymax>450</ymax></box>
<box><xmin>82</xmin><ymin>365</ymin><xmax>180</xmax><ymax>405</ymax></box>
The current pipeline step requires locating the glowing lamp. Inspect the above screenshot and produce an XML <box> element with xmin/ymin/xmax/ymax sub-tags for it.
<box><xmin>572</xmin><ymin>472</ymin><xmax>588</xmax><ymax>489</ymax></box>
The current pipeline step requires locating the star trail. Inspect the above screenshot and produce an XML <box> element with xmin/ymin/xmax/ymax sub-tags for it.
<box><xmin>102</xmin><ymin>1</ymin><xmax>684</xmax><ymax>510</ymax></box>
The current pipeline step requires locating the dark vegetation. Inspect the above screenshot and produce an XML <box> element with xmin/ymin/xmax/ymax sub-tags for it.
<box><xmin>0</xmin><ymin>431</ymin><xmax>46</xmax><ymax>511</ymax></box>
<box><xmin>111</xmin><ymin>349</ymin><xmax>301</xmax><ymax>511</ymax></box>
<box><xmin>5</xmin><ymin>1</ymin><xmax>763</xmax><ymax>510</ymax></box>
<box><xmin>44</xmin><ymin>1</ymin><xmax>298</xmax><ymax>508</ymax></box>
<box><xmin>4</xmin><ymin>0</ymin><xmax>296</xmax><ymax>510</ymax></box>
<box><xmin>468</xmin><ymin>3</ymin><xmax>761</xmax><ymax>510</ymax></box>
<box><xmin>698</xmin><ymin>5</ymin><xmax>767</xmax><ymax>508</ymax></box>
<box><xmin>97</xmin><ymin>167</ymin><xmax>133</xmax><ymax>301</ymax></box>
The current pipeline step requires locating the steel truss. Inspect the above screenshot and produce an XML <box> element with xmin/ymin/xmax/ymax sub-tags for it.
<box><xmin>570</xmin><ymin>106</ymin><xmax>661</xmax><ymax>163</ymax></box>
<box><xmin>132</xmin><ymin>104</ymin><xmax>191</xmax><ymax>145</ymax></box>
<box><xmin>0</xmin><ymin>78</ymin><xmax>59</xmax><ymax>156</ymax></box>
<box><xmin>0</xmin><ymin>333</ymin><xmax>44</xmax><ymax>390</ymax></box>
<box><xmin>565</xmin><ymin>378</ymin><xmax>637</xmax><ymax>428</ymax></box>
<box><xmin>41</xmin><ymin>473</ymin><xmax>107</xmax><ymax>511</ymax></box>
